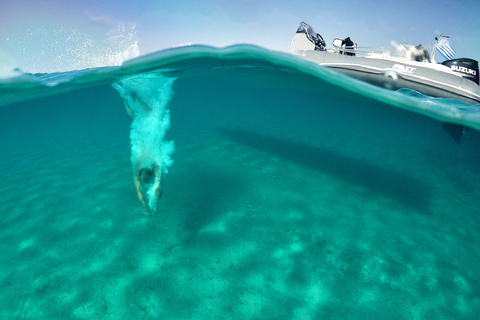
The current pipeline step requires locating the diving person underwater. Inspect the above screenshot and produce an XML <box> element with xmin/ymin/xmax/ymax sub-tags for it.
<box><xmin>114</xmin><ymin>84</ymin><xmax>165</xmax><ymax>215</ymax></box>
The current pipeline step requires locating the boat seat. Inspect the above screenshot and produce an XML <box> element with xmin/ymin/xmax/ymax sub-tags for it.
<box><xmin>333</xmin><ymin>37</ymin><xmax>356</xmax><ymax>56</ymax></box>
<box><xmin>332</xmin><ymin>38</ymin><xmax>343</xmax><ymax>49</ymax></box>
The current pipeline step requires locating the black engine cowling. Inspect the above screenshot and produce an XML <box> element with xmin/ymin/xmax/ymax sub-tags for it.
<box><xmin>442</xmin><ymin>58</ymin><xmax>479</xmax><ymax>85</ymax></box>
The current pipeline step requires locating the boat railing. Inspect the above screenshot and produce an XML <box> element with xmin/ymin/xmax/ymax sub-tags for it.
<box><xmin>330</xmin><ymin>44</ymin><xmax>382</xmax><ymax>58</ymax></box>
<box><xmin>331</xmin><ymin>44</ymin><xmax>435</xmax><ymax>62</ymax></box>
<box><xmin>331</xmin><ymin>38</ymin><xmax>387</xmax><ymax>57</ymax></box>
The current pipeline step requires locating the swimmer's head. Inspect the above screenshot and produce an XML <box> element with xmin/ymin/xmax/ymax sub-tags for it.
<box><xmin>139</xmin><ymin>168</ymin><xmax>153</xmax><ymax>184</ymax></box>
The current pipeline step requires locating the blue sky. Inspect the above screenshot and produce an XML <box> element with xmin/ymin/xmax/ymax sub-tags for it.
<box><xmin>1</xmin><ymin>0</ymin><xmax>479</xmax><ymax>73</ymax></box>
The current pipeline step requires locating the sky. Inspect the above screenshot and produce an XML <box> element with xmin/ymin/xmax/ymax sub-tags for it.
<box><xmin>1</xmin><ymin>0</ymin><xmax>479</xmax><ymax>73</ymax></box>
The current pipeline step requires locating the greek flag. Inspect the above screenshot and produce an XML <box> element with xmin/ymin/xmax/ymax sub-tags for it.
<box><xmin>436</xmin><ymin>38</ymin><xmax>456</xmax><ymax>60</ymax></box>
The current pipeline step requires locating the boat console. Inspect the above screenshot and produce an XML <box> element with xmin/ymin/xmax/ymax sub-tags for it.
<box><xmin>291</xmin><ymin>22</ymin><xmax>326</xmax><ymax>52</ymax></box>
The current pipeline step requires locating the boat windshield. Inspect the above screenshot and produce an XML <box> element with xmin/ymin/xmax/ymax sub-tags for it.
<box><xmin>297</xmin><ymin>22</ymin><xmax>326</xmax><ymax>51</ymax></box>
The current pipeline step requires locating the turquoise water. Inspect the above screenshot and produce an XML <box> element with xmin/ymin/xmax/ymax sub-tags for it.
<box><xmin>1</xmin><ymin>45</ymin><xmax>480</xmax><ymax>319</ymax></box>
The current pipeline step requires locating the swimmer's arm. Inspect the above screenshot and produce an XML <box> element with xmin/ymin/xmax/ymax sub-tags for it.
<box><xmin>112</xmin><ymin>83</ymin><xmax>136</xmax><ymax>119</ymax></box>
<box><xmin>124</xmin><ymin>94</ymin><xmax>150</xmax><ymax>118</ymax></box>
<box><xmin>133</xmin><ymin>171</ymin><xmax>145</xmax><ymax>204</ymax></box>
<box><xmin>133</xmin><ymin>159</ymin><xmax>150</xmax><ymax>212</ymax></box>
<box><xmin>135</xmin><ymin>95</ymin><xmax>152</xmax><ymax>113</ymax></box>
<box><xmin>153</xmin><ymin>164</ymin><xmax>164</xmax><ymax>200</ymax></box>
<box><xmin>124</xmin><ymin>100</ymin><xmax>136</xmax><ymax>119</ymax></box>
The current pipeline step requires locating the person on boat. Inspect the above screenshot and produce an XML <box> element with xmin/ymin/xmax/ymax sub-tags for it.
<box><xmin>121</xmin><ymin>91</ymin><xmax>164</xmax><ymax>216</ymax></box>
<box><xmin>409</xmin><ymin>44</ymin><xmax>430</xmax><ymax>62</ymax></box>
<box><xmin>341</xmin><ymin>37</ymin><xmax>356</xmax><ymax>56</ymax></box>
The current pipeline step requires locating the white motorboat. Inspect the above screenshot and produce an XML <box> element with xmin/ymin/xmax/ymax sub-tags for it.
<box><xmin>289</xmin><ymin>22</ymin><xmax>480</xmax><ymax>105</ymax></box>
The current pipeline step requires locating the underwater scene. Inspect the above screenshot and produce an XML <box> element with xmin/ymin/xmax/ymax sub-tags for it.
<box><xmin>1</xmin><ymin>45</ymin><xmax>480</xmax><ymax>319</ymax></box>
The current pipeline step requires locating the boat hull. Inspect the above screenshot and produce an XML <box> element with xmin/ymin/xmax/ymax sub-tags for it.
<box><xmin>296</xmin><ymin>50</ymin><xmax>480</xmax><ymax>105</ymax></box>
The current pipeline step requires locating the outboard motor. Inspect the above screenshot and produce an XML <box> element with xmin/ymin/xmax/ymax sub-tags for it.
<box><xmin>442</xmin><ymin>58</ymin><xmax>479</xmax><ymax>85</ymax></box>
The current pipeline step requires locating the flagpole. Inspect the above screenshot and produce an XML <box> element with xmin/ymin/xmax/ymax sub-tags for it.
<box><xmin>431</xmin><ymin>34</ymin><xmax>445</xmax><ymax>63</ymax></box>
<box><xmin>432</xmin><ymin>34</ymin><xmax>456</xmax><ymax>62</ymax></box>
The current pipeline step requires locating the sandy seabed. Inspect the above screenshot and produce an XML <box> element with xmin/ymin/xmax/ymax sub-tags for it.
<box><xmin>1</xmin><ymin>120</ymin><xmax>480</xmax><ymax>320</ymax></box>
<box><xmin>1</xmin><ymin>74</ymin><xmax>480</xmax><ymax>319</ymax></box>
